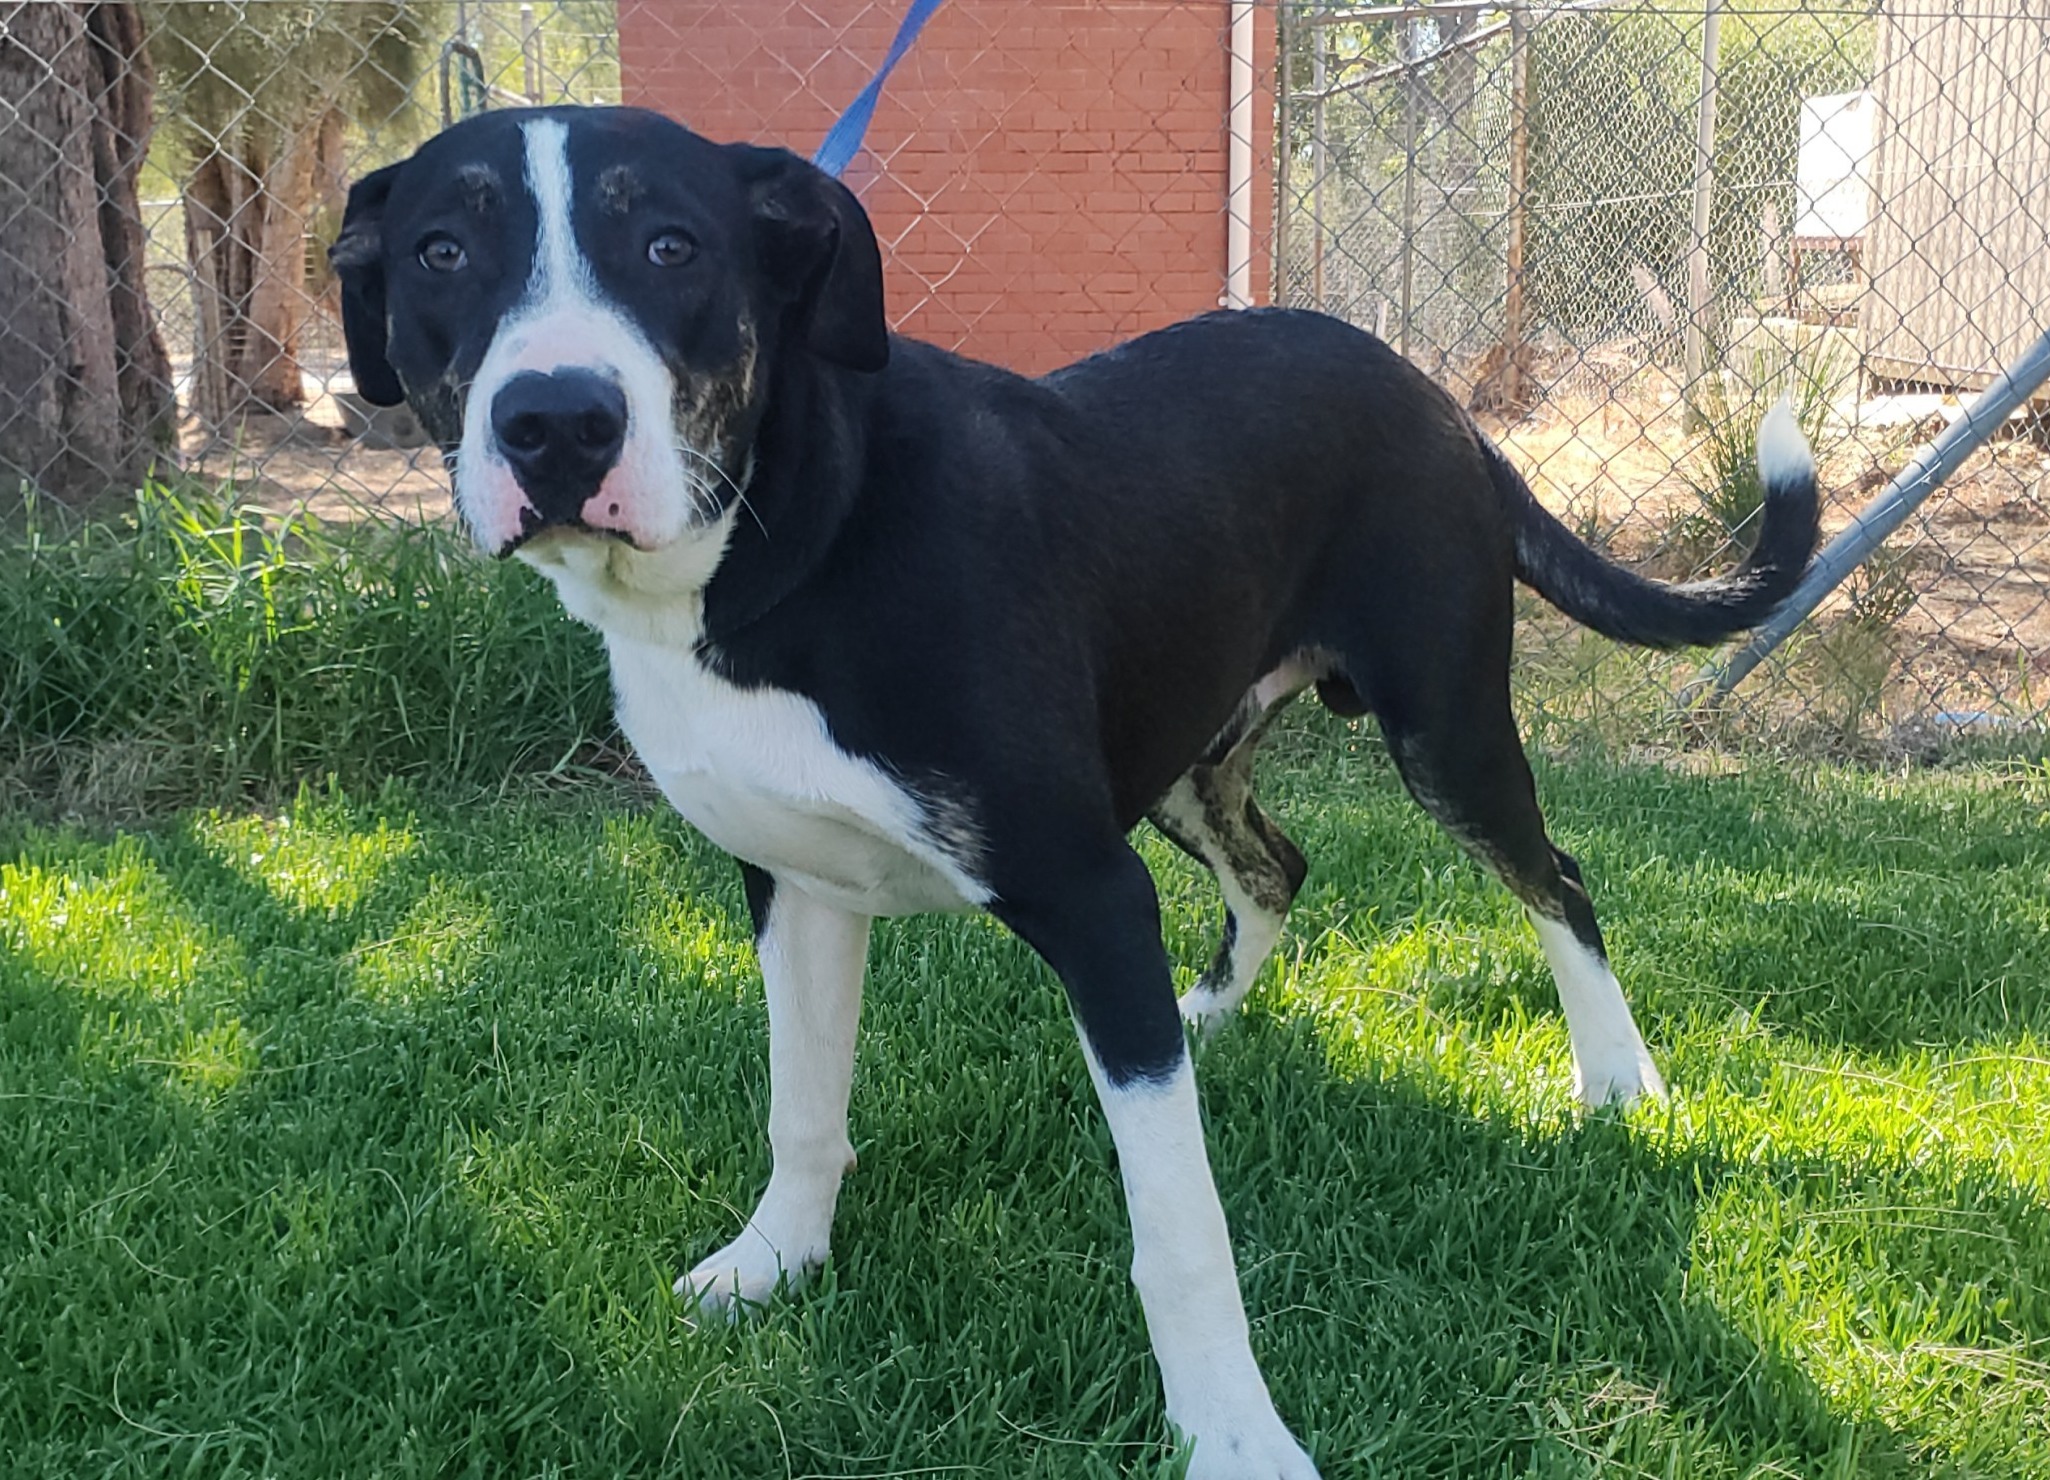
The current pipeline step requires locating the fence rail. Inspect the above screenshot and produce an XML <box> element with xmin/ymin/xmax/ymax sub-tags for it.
<box><xmin>2</xmin><ymin>0</ymin><xmax>2046</xmax><ymax>755</ymax></box>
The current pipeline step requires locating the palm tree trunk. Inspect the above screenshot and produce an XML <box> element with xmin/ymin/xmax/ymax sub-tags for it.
<box><xmin>242</xmin><ymin>118</ymin><xmax>317</xmax><ymax>410</ymax></box>
<box><xmin>85</xmin><ymin>1</ymin><xmax>176</xmax><ymax>451</ymax></box>
<box><xmin>185</xmin><ymin>115</ymin><xmax>321</xmax><ymax>426</ymax></box>
<box><xmin>0</xmin><ymin>1</ymin><xmax>174</xmax><ymax>502</ymax></box>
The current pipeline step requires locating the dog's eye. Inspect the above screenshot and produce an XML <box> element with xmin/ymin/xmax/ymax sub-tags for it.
<box><xmin>417</xmin><ymin>235</ymin><xmax>468</xmax><ymax>273</ymax></box>
<box><xmin>647</xmin><ymin>231</ymin><xmax>697</xmax><ymax>268</ymax></box>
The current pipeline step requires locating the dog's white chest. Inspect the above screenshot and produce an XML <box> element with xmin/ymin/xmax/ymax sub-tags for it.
<box><xmin>606</xmin><ymin>636</ymin><xmax>985</xmax><ymax>917</ymax></box>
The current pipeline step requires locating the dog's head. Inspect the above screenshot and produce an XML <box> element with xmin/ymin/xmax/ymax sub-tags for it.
<box><xmin>328</xmin><ymin>106</ymin><xmax>886</xmax><ymax>618</ymax></box>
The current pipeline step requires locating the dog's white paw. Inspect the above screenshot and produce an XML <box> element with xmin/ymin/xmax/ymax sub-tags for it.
<box><xmin>1177</xmin><ymin>986</ymin><xmax>1243</xmax><ymax>1038</ymax></box>
<box><xmin>1573</xmin><ymin>1039</ymin><xmax>1667</xmax><ymax>1109</ymax></box>
<box><xmin>1178</xmin><ymin>1407</ymin><xmax>1320</xmax><ymax>1479</ymax></box>
<box><xmin>673</xmin><ymin>1225</ymin><xmax>819</xmax><ymax>1319</ymax></box>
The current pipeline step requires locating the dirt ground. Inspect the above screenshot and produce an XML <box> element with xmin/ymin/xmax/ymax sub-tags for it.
<box><xmin>176</xmin><ymin>361</ymin><xmax>453</xmax><ymax>528</ymax></box>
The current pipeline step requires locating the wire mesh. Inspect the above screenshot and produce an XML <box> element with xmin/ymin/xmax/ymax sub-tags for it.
<box><xmin>1</xmin><ymin>0</ymin><xmax>2046</xmax><ymax>758</ymax></box>
<box><xmin>1280</xmin><ymin>0</ymin><xmax>2050</xmax><ymax>747</ymax></box>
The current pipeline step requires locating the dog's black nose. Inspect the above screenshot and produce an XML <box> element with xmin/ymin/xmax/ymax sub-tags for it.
<box><xmin>490</xmin><ymin>368</ymin><xmax>628</xmax><ymax>522</ymax></box>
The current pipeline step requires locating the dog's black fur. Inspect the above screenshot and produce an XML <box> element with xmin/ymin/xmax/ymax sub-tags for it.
<box><xmin>705</xmin><ymin>309</ymin><xmax>1815</xmax><ymax>1081</ymax></box>
<box><xmin>331</xmin><ymin>106</ymin><xmax>1820</xmax><ymax>1475</ymax></box>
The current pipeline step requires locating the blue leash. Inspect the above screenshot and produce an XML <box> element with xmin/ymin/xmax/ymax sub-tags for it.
<box><xmin>812</xmin><ymin>0</ymin><xmax>948</xmax><ymax>178</ymax></box>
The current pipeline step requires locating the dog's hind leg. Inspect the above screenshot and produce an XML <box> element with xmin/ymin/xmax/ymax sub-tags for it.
<box><xmin>677</xmin><ymin>864</ymin><xmax>870</xmax><ymax>1314</ymax></box>
<box><xmin>1150</xmin><ymin>732</ymin><xmax>1308</xmax><ymax>1034</ymax></box>
<box><xmin>1370</xmin><ymin>678</ymin><xmax>1664</xmax><ymax>1108</ymax></box>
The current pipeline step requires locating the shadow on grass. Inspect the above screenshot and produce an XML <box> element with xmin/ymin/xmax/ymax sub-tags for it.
<box><xmin>1251</xmin><ymin>709</ymin><xmax>2050</xmax><ymax>1061</ymax></box>
<box><xmin>3</xmin><ymin>767</ymin><xmax>2047</xmax><ymax>1476</ymax></box>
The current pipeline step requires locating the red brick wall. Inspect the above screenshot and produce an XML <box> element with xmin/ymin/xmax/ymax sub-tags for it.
<box><xmin>617</xmin><ymin>1</ymin><xmax>1274</xmax><ymax>375</ymax></box>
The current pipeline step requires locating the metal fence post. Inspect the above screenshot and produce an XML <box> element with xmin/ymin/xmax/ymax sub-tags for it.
<box><xmin>1275</xmin><ymin>0</ymin><xmax>1293</xmax><ymax>300</ymax></box>
<box><xmin>1311</xmin><ymin>26</ymin><xmax>1327</xmax><ymax>310</ymax></box>
<box><xmin>1682</xmin><ymin>0</ymin><xmax>1724</xmax><ymax>421</ymax></box>
<box><xmin>1400</xmin><ymin>15</ymin><xmax>1418</xmax><ymax>359</ymax></box>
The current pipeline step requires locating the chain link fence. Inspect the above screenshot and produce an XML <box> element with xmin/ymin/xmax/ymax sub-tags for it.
<box><xmin>2</xmin><ymin>0</ymin><xmax>2047</xmax><ymax>760</ymax></box>
<box><xmin>1280</xmin><ymin>0</ymin><xmax>2050</xmax><ymax>747</ymax></box>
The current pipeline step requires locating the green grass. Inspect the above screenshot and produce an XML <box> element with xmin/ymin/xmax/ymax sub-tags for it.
<box><xmin>4</xmin><ymin>707</ymin><xmax>2049</xmax><ymax>1478</ymax></box>
<box><xmin>0</xmin><ymin>485</ymin><xmax>613</xmax><ymax>811</ymax></box>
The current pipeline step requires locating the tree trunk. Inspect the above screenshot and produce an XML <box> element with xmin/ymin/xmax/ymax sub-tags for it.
<box><xmin>0</xmin><ymin>1</ymin><xmax>174</xmax><ymax>503</ymax></box>
<box><xmin>307</xmin><ymin>107</ymin><xmax>349</xmax><ymax>323</ymax></box>
<box><xmin>85</xmin><ymin>1</ymin><xmax>176</xmax><ymax>453</ymax></box>
<box><xmin>244</xmin><ymin>119</ymin><xmax>317</xmax><ymax>409</ymax></box>
<box><xmin>185</xmin><ymin>116</ymin><xmax>320</xmax><ymax>427</ymax></box>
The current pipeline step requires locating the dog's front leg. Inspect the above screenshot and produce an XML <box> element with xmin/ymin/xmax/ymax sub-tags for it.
<box><xmin>678</xmin><ymin>865</ymin><xmax>870</xmax><ymax>1315</ymax></box>
<box><xmin>997</xmin><ymin>844</ymin><xmax>1319</xmax><ymax>1479</ymax></box>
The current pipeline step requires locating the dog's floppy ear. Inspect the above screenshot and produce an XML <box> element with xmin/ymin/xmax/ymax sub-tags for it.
<box><xmin>326</xmin><ymin>161</ymin><xmax>407</xmax><ymax>407</ymax></box>
<box><xmin>729</xmin><ymin>145</ymin><xmax>889</xmax><ymax>374</ymax></box>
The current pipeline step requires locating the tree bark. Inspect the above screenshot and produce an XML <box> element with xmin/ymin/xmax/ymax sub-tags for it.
<box><xmin>185</xmin><ymin>115</ymin><xmax>320</xmax><ymax>426</ymax></box>
<box><xmin>243</xmin><ymin>118</ymin><xmax>317</xmax><ymax>410</ymax></box>
<box><xmin>307</xmin><ymin>106</ymin><xmax>349</xmax><ymax>322</ymax></box>
<box><xmin>0</xmin><ymin>2</ymin><xmax>173</xmax><ymax>503</ymax></box>
<box><xmin>85</xmin><ymin>2</ymin><xmax>175</xmax><ymax>451</ymax></box>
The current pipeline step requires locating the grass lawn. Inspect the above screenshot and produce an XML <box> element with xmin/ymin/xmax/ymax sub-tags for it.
<box><xmin>4</xmin><ymin>707</ymin><xmax>2049</xmax><ymax>1478</ymax></box>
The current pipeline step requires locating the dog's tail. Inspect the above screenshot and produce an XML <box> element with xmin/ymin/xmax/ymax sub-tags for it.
<box><xmin>1486</xmin><ymin>401</ymin><xmax>1821</xmax><ymax>650</ymax></box>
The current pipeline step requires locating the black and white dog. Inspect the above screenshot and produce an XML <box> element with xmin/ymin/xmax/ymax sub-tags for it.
<box><xmin>330</xmin><ymin>106</ymin><xmax>1818</xmax><ymax>1477</ymax></box>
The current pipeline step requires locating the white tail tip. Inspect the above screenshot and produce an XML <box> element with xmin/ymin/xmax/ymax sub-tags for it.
<box><xmin>1755</xmin><ymin>397</ymin><xmax>1816</xmax><ymax>490</ymax></box>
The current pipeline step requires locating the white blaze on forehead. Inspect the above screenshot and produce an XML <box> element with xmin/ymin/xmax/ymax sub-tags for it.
<box><xmin>504</xmin><ymin>115</ymin><xmax>604</xmax><ymax>345</ymax></box>
<box><xmin>522</xmin><ymin>117</ymin><xmax>589</xmax><ymax>305</ymax></box>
